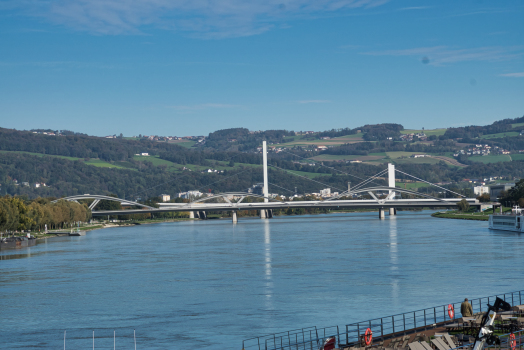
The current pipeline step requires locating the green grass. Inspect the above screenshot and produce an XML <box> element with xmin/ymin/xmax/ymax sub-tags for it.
<box><xmin>396</xmin><ymin>182</ymin><xmax>431</xmax><ymax>190</ymax></box>
<box><xmin>511</xmin><ymin>123</ymin><xmax>524</xmax><ymax>129</ymax></box>
<box><xmin>393</xmin><ymin>157</ymin><xmax>443</xmax><ymax>165</ymax></box>
<box><xmin>480</xmin><ymin>132</ymin><xmax>519</xmax><ymax>139</ymax></box>
<box><xmin>468</xmin><ymin>154</ymin><xmax>512</xmax><ymax>163</ymax></box>
<box><xmin>0</xmin><ymin>150</ymin><xmax>123</xmax><ymax>168</ymax></box>
<box><xmin>432</xmin><ymin>209</ymin><xmax>491</xmax><ymax>221</ymax></box>
<box><xmin>133</xmin><ymin>155</ymin><xmax>177</xmax><ymax>167</ymax></box>
<box><xmin>275</xmin><ymin>169</ymin><xmax>331</xmax><ymax>179</ymax></box>
<box><xmin>0</xmin><ymin>150</ymin><xmax>80</xmax><ymax>161</ymax></box>
<box><xmin>173</xmin><ymin>141</ymin><xmax>196</xmax><ymax>148</ymax></box>
<box><xmin>401</xmin><ymin>128</ymin><xmax>447</xmax><ymax>136</ymax></box>
<box><xmin>84</xmin><ymin>159</ymin><xmax>125</xmax><ymax>168</ymax></box>
<box><xmin>386</xmin><ymin>151</ymin><xmax>423</xmax><ymax>159</ymax></box>
<box><xmin>275</xmin><ymin>134</ymin><xmax>365</xmax><ymax>148</ymax></box>
<box><xmin>310</xmin><ymin>154</ymin><xmax>362</xmax><ymax>161</ymax></box>
<box><xmin>510</xmin><ymin>154</ymin><xmax>524</xmax><ymax>161</ymax></box>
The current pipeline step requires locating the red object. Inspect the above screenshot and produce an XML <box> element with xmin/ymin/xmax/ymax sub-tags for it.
<box><xmin>510</xmin><ymin>333</ymin><xmax>516</xmax><ymax>350</ymax></box>
<box><xmin>448</xmin><ymin>304</ymin><xmax>454</xmax><ymax>319</ymax></box>
<box><xmin>322</xmin><ymin>337</ymin><xmax>336</xmax><ymax>350</ymax></box>
<box><xmin>364</xmin><ymin>328</ymin><xmax>373</xmax><ymax>346</ymax></box>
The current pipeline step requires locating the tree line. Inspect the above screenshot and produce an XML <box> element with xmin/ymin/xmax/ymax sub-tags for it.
<box><xmin>0</xmin><ymin>196</ymin><xmax>91</xmax><ymax>233</ymax></box>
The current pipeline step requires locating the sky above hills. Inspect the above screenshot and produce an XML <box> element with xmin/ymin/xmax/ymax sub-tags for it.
<box><xmin>1</xmin><ymin>0</ymin><xmax>523</xmax><ymax>136</ymax></box>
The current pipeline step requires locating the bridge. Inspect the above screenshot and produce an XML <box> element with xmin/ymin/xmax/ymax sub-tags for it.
<box><xmin>54</xmin><ymin>142</ymin><xmax>479</xmax><ymax>223</ymax></box>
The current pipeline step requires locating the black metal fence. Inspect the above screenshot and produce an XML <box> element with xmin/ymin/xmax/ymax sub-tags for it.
<box><xmin>242</xmin><ymin>290</ymin><xmax>524</xmax><ymax>350</ymax></box>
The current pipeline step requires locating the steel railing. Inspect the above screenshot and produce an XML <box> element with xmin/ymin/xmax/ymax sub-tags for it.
<box><xmin>242</xmin><ymin>290</ymin><xmax>524</xmax><ymax>350</ymax></box>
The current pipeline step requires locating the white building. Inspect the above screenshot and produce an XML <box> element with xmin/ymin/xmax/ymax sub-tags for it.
<box><xmin>320</xmin><ymin>188</ymin><xmax>331</xmax><ymax>197</ymax></box>
<box><xmin>473</xmin><ymin>186</ymin><xmax>489</xmax><ymax>196</ymax></box>
<box><xmin>161</xmin><ymin>194</ymin><xmax>171</xmax><ymax>202</ymax></box>
<box><xmin>177</xmin><ymin>190</ymin><xmax>203</xmax><ymax>200</ymax></box>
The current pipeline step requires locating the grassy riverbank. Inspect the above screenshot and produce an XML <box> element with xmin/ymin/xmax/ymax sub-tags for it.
<box><xmin>432</xmin><ymin>207</ymin><xmax>512</xmax><ymax>221</ymax></box>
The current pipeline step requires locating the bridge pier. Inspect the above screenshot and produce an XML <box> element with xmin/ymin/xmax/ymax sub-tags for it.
<box><xmin>199</xmin><ymin>211</ymin><xmax>207</xmax><ymax>220</ymax></box>
<box><xmin>232</xmin><ymin>211</ymin><xmax>238</xmax><ymax>224</ymax></box>
<box><xmin>259</xmin><ymin>209</ymin><xmax>273</xmax><ymax>219</ymax></box>
<box><xmin>189</xmin><ymin>211</ymin><xmax>195</xmax><ymax>219</ymax></box>
<box><xmin>379</xmin><ymin>208</ymin><xmax>385</xmax><ymax>219</ymax></box>
<box><xmin>389</xmin><ymin>208</ymin><xmax>396</xmax><ymax>216</ymax></box>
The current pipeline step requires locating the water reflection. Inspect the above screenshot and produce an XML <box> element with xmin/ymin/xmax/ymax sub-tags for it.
<box><xmin>389</xmin><ymin>216</ymin><xmax>399</xmax><ymax>309</ymax></box>
<box><xmin>264</xmin><ymin>221</ymin><xmax>273</xmax><ymax>307</ymax></box>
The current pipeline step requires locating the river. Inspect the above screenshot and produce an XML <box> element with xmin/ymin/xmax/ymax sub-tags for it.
<box><xmin>1</xmin><ymin>211</ymin><xmax>523</xmax><ymax>349</ymax></box>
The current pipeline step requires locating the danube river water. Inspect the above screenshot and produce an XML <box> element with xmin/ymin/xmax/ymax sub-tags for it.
<box><xmin>1</xmin><ymin>211</ymin><xmax>523</xmax><ymax>349</ymax></box>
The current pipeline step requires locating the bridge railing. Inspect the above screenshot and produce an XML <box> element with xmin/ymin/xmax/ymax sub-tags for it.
<box><xmin>242</xmin><ymin>290</ymin><xmax>524</xmax><ymax>350</ymax></box>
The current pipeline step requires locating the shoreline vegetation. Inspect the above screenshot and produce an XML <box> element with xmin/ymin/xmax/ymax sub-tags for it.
<box><xmin>3</xmin><ymin>207</ymin><xmax>429</xmax><ymax>243</ymax></box>
<box><xmin>431</xmin><ymin>207</ymin><xmax>512</xmax><ymax>221</ymax></box>
<box><xmin>3</xmin><ymin>205</ymin><xmax>506</xmax><ymax>246</ymax></box>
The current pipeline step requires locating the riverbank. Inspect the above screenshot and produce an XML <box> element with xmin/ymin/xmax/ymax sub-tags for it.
<box><xmin>3</xmin><ymin>208</ymin><xmax>445</xmax><ymax>244</ymax></box>
<box><xmin>432</xmin><ymin>211</ymin><xmax>489</xmax><ymax>221</ymax></box>
<box><xmin>432</xmin><ymin>206</ymin><xmax>514</xmax><ymax>221</ymax></box>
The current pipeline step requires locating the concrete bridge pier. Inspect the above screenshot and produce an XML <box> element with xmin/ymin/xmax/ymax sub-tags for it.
<box><xmin>189</xmin><ymin>211</ymin><xmax>195</xmax><ymax>219</ymax></box>
<box><xmin>379</xmin><ymin>208</ymin><xmax>385</xmax><ymax>219</ymax></box>
<box><xmin>389</xmin><ymin>208</ymin><xmax>396</xmax><ymax>216</ymax></box>
<box><xmin>232</xmin><ymin>211</ymin><xmax>238</xmax><ymax>224</ymax></box>
<box><xmin>259</xmin><ymin>209</ymin><xmax>273</xmax><ymax>219</ymax></box>
<box><xmin>199</xmin><ymin>211</ymin><xmax>207</xmax><ymax>220</ymax></box>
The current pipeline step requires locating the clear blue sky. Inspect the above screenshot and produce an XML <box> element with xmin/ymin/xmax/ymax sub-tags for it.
<box><xmin>1</xmin><ymin>0</ymin><xmax>523</xmax><ymax>136</ymax></box>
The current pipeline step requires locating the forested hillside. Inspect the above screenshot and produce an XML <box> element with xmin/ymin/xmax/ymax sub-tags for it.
<box><xmin>2</xmin><ymin>115</ymin><xmax>524</xmax><ymax>201</ymax></box>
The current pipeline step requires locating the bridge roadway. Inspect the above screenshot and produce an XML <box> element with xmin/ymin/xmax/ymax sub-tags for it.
<box><xmin>90</xmin><ymin>198</ymin><xmax>479</xmax><ymax>216</ymax></box>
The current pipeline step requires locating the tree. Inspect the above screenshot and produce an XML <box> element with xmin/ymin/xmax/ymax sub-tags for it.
<box><xmin>457</xmin><ymin>199</ymin><xmax>470</xmax><ymax>212</ymax></box>
<box><xmin>477</xmin><ymin>193</ymin><xmax>490</xmax><ymax>202</ymax></box>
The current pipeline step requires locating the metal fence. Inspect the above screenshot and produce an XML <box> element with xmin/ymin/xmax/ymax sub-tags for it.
<box><xmin>242</xmin><ymin>290</ymin><xmax>524</xmax><ymax>350</ymax></box>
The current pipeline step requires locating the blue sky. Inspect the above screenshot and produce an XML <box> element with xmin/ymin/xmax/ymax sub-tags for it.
<box><xmin>0</xmin><ymin>0</ymin><xmax>523</xmax><ymax>136</ymax></box>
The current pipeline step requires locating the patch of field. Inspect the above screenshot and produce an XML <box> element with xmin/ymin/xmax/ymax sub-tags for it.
<box><xmin>272</xmin><ymin>168</ymin><xmax>331</xmax><ymax>179</ymax></box>
<box><xmin>401</xmin><ymin>128</ymin><xmax>447</xmax><ymax>136</ymax></box>
<box><xmin>0</xmin><ymin>150</ymin><xmax>126</xmax><ymax>168</ymax></box>
<box><xmin>512</xmin><ymin>123</ymin><xmax>524</xmax><ymax>129</ymax></box>
<box><xmin>428</xmin><ymin>155</ymin><xmax>467</xmax><ymax>167</ymax></box>
<box><xmin>168</xmin><ymin>140</ymin><xmax>197</xmax><ymax>148</ymax></box>
<box><xmin>386</xmin><ymin>151</ymin><xmax>421</xmax><ymax>159</ymax></box>
<box><xmin>310</xmin><ymin>154</ymin><xmax>361</xmax><ymax>161</ymax></box>
<box><xmin>510</xmin><ymin>154</ymin><xmax>524</xmax><ymax>161</ymax></box>
<box><xmin>468</xmin><ymin>155</ymin><xmax>512</xmax><ymax>163</ymax></box>
<box><xmin>133</xmin><ymin>155</ymin><xmax>178</xmax><ymax>167</ymax></box>
<box><xmin>113</xmin><ymin>161</ymin><xmax>137</xmax><ymax>169</ymax></box>
<box><xmin>276</xmin><ymin>135</ymin><xmax>365</xmax><ymax>148</ymax></box>
<box><xmin>395</xmin><ymin>182</ymin><xmax>431</xmax><ymax>190</ymax></box>
<box><xmin>84</xmin><ymin>159</ymin><xmax>125</xmax><ymax>168</ymax></box>
<box><xmin>0</xmin><ymin>150</ymin><xmax>80</xmax><ymax>161</ymax></box>
<box><xmin>392</xmin><ymin>157</ymin><xmax>443</xmax><ymax>165</ymax></box>
<box><xmin>480</xmin><ymin>132</ymin><xmax>519</xmax><ymax>139</ymax></box>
